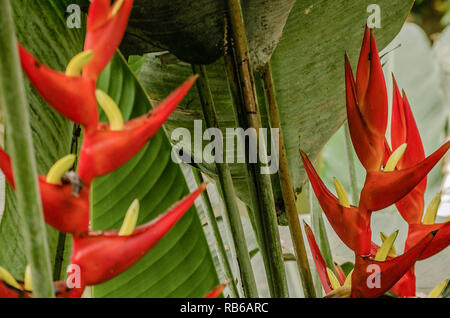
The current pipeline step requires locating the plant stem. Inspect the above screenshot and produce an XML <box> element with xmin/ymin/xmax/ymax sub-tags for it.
<box><xmin>0</xmin><ymin>0</ymin><xmax>54</xmax><ymax>297</ymax></box>
<box><xmin>192</xmin><ymin>64</ymin><xmax>258</xmax><ymax>298</ymax></box>
<box><xmin>191</xmin><ymin>167</ymin><xmax>240</xmax><ymax>297</ymax></box>
<box><xmin>260</xmin><ymin>63</ymin><xmax>316</xmax><ymax>298</ymax></box>
<box><xmin>226</xmin><ymin>0</ymin><xmax>289</xmax><ymax>298</ymax></box>
<box><xmin>344</xmin><ymin>123</ymin><xmax>359</xmax><ymax>205</ymax></box>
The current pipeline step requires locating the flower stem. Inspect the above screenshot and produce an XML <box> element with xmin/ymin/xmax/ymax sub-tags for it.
<box><xmin>191</xmin><ymin>167</ymin><xmax>240</xmax><ymax>298</ymax></box>
<box><xmin>260</xmin><ymin>63</ymin><xmax>316</xmax><ymax>298</ymax></box>
<box><xmin>192</xmin><ymin>64</ymin><xmax>258</xmax><ymax>298</ymax></box>
<box><xmin>225</xmin><ymin>0</ymin><xmax>289</xmax><ymax>298</ymax></box>
<box><xmin>0</xmin><ymin>0</ymin><xmax>54</xmax><ymax>297</ymax></box>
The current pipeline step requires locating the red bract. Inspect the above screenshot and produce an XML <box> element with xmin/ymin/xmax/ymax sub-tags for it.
<box><xmin>0</xmin><ymin>148</ymin><xmax>90</xmax><ymax>235</ymax></box>
<box><xmin>304</xmin><ymin>222</ymin><xmax>334</xmax><ymax>294</ymax></box>
<box><xmin>351</xmin><ymin>230</ymin><xmax>435</xmax><ymax>298</ymax></box>
<box><xmin>18</xmin><ymin>44</ymin><xmax>99</xmax><ymax>133</ymax></box>
<box><xmin>70</xmin><ymin>184</ymin><xmax>206</xmax><ymax>286</ymax></box>
<box><xmin>83</xmin><ymin>0</ymin><xmax>134</xmax><ymax>80</ymax></box>
<box><xmin>345</xmin><ymin>26</ymin><xmax>388</xmax><ymax>172</ymax></box>
<box><xmin>77</xmin><ymin>75</ymin><xmax>198</xmax><ymax>184</ymax></box>
<box><xmin>0</xmin><ymin>280</ymin><xmax>83</xmax><ymax>298</ymax></box>
<box><xmin>391</xmin><ymin>78</ymin><xmax>426</xmax><ymax>224</ymax></box>
<box><xmin>300</xmin><ymin>150</ymin><xmax>371</xmax><ymax>255</ymax></box>
<box><xmin>204</xmin><ymin>282</ymin><xmax>229</xmax><ymax>298</ymax></box>
<box><xmin>359</xmin><ymin>141</ymin><xmax>450</xmax><ymax>212</ymax></box>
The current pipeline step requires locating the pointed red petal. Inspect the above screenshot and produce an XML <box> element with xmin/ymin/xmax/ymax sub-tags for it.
<box><xmin>359</xmin><ymin>29</ymin><xmax>388</xmax><ymax>142</ymax></box>
<box><xmin>38</xmin><ymin>177</ymin><xmax>90</xmax><ymax>235</ymax></box>
<box><xmin>360</xmin><ymin>141</ymin><xmax>450</xmax><ymax>211</ymax></box>
<box><xmin>204</xmin><ymin>282</ymin><xmax>227</xmax><ymax>298</ymax></box>
<box><xmin>0</xmin><ymin>147</ymin><xmax>15</xmax><ymax>188</ymax></box>
<box><xmin>356</xmin><ymin>26</ymin><xmax>371</xmax><ymax>101</ymax></box>
<box><xmin>334</xmin><ymin>263</ymin><xmax>346</xmax><ymax>285</ymax></box>
<box><xmin>18</xmin><ymin>44</ymin><xmax>98</xmax><ymax>131</ymax></box>
<box><xmin>406</xmin><ymin>222</ymin><xmax>450</xmax><ymax>260</ymax></box>
<box><xmin>71</xmin><ymin>184</ymin><xmax>205</xmax><ymax>286</ymax></box>
<box><xmin>391</xmin><ymin>78</ymin><xmax>426</xmax><ymax>223</ymax></box>
<box><xmin>300</xmin><ymin>150</ymin><xmax>372</xmax><ymax>255</ymax></box>
<box><xmin>54</xmin><ymin>281</ymin><xmax>84</xmax><ymax>298</ymax></box>
<box><xmin>78</xmin><ymin>76</ymin><xmax>197</xmax><ymax>184</ymax></box>
<box><xmin>304</xmin><ymin>221</ymin><xmax>333</xmax><ymax>293</ymax></box>
<box><xmin>390</xmin><ymin>268</ymin><xmax>416</xmax><ymax>298</ymax></box>
<box><xmin>351</xmin><ymin>230</ymin><xmax>435</xmax><ymax>298</ymax></box>
<box><xmin>83</xmin><ymin>0</ymin><xmax>134</xmax><ymax>80</ymax></box>
<box><xmin>345</xmin><ymin>54</ymin><xmax>384</xmax><ymax>171</ymax></box>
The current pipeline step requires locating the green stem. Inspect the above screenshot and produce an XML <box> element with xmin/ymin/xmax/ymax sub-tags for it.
<box><xmin>226</xmin><ymin>0</ymin><xmax>289</xmax><ymax>298</ymax></box>
<box><xmin>0</xmin><ymin>0</ymin><xmax>54</xmax><ymax>297</ymax></box>
<box><xmin>260</xmin><ymin>64</ymin><xmax>316</xmax><ymax>298</ymax></box>
<box><xmin>344</xmin><ymin>123</ymin><xmax>359</xmax><ymax>205</ymax></box>
<box><xmin>192</xmin><ymin>64</ymin><xmax>258</xmax><ymax>298</ymax></box>
<box><xmin>191</xmin><ymin>167</ymin><xmax>240</xmax><ymax>297</ymax></box>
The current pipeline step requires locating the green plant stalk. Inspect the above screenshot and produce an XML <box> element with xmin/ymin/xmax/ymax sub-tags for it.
<box><xmin>192</xmin><ymin>64</ymin><xmax>258</xmax><ymax>298</ymax></box>
<box><xmin>226</xmin><ymin>0</ymin><xmax>289</xmax><ymax>298</ymax></box>
<box><xmin>0</xmin><ymin>0</ymin><xmax>54</xmax><ymax>297</ymax></box>
<box><xmin>260</xmin><ymin>63</ymin><xmax>316</xmax><ymax>298</ymax></box>
<box><xmin>191</xmin><ymin>167</ymin><xmax>240</xmax><ymax>297</ymax></box>
<box><xmin>344</xmin><ymin>122</ymin><xmax>359</xmax><ymax>205</ymax></box>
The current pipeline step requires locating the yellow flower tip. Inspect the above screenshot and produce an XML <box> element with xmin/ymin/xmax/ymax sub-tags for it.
<box><xmin>333</xmin><ymin>177</ymin><xmax>350</xmax><ymax>208</ymax></box>
<box><xmin>427</xmin><ymin>279</ymin><xmax>449</xmax><ymax>298</ymax></box>
<box><xmin>384</xmin><ymin>143</ymin><xmax>407</xmax><ymax>172</ymax></box>
<box><xmin>119</xmin><ymin>199</ymin><xmax>140</xmax><ymax>236</ymax></box>
<box><xmin>111</xmin><ymin>0</ymin><xmax>125</xmax><ymax>16</ymax></box>
<box><xmin>375</xmin><ymin>230</ymin><xmax>399</xmax><ymax>261</ymax></box>
<box><xmin>46</xmin><ymin>154</ymin><xmax>76</xmax><ymax>185</ymax></box>
<box><xmin>343</xmin><ymin>269</ymin><xmax>353</xmax><ymax>287</ymax></box>
<box><xmin>65</xmin><ymin>50</ymin><xmax>94</xmax><ymax>77</ymax></box>
<box><xmin>326</xmin><ymin>267</ymin><xmax>342</xmax><ymax>290</ymax></box>
<box><xmin>24</xmin><ymin>265</ymin><xmax>32</xmax><ymax>292</ymax></box>
<box><xmin>95</xmin><ymin>89</ymin><xmax>124</xmax><ymax>131</ymax></box>
<box><xmin>325</xmin><ymin>286</ymin><xmax>352</xmax><ymax>298</ymax></box>
<box><xmin>380</xmin><ymin>232</ymin><xmax>397</xmax><ymax>256</ymax></box>
<box><xmin>423</xmin><ymin>192</ymin><xmax>441</xmax><ymax>225</ymax></box>
<box><xmin>0</xmin><ymin>266</ymin><xmax>22</xmax><ymax>290</ymax></box>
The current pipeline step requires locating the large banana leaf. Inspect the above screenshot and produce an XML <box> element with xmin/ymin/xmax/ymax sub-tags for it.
<box><xmin>91</xmin><ymin>53</ymin><xmax>220</xmax><ymax>297</ymax></box>
<box><xmin>135</xmin><ymin>1</ymin><xmax>413</xmax><ymax>207</ymax></box>
<box><xmin>0</xmin><ymin>0</ymin><xmax>82</xmax><ymax>278</ymax></box>
<box><xmin>121</xmin><ymin>0</ymin><xmax>296</xmax><ymax>69</ymax></box>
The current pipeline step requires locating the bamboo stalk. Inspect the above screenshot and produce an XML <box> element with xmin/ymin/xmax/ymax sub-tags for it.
<box><xmin>191</xmin><ymin>168</ymin><xmax>240</xmax><ymax>297</ymax></box>
<box><xmin>192</xmin><ymin>64</ymin><xmax>258</xmax><ymax>298</ymax></box>
<box><xmin>0</xmin><ymin>0</ymin><xmax>54</xmax><ymax>297</ymax></box>
<box><xmin>261</xmin><ymin>63</ymin><xmax>316</xmax><ymax>298</ymax></box>
<box><xmin>226</xmin><ymin>0</ymin><xmax>289</xmax><ymax>298</ymax></box>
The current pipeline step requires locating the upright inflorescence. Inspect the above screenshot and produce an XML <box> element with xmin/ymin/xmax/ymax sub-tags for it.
<box><xmin>302</xmin><ymin>26</ymin><xmax>450</xmax><ymax>298</ymax></box>
<box><xmin>0</xmin><ymin>0</ymin><xmax>225</xmax><ymax>298</ymax></box>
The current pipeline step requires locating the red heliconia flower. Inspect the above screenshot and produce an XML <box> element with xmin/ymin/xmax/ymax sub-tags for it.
<box><xmin>83</xmin><ymin>0</ymin><xmax>134</xmax><ymax>81</ymax></box>
<box><xmin>390</xmin><ymin>268</ymin><xmax>416</xmax><ymax>298</ymax></box>
<box><xmin>351</xmin><ymin>230</ymin><xmax>435</xmax><ymax>298</ymax></box>
<box><xmin>70</xmin><ymin>184</ymin><xmax>205</xmax><ymax>287</ymax></box>
<box><xmin>345</xmin><ymin>26</ymin><xmax>388</xmax><ymax>173</ymax></box>
<box><xmin>300</xmin><ymin>150</ymin><xmax>371</xmax><ymax>255</ymax></box>
<box><xmin>405</xmin><ymin>222</ymin><xmax>450</xmax><ymax>260</ymax></box>
<box><xmin>0</xmin><ymin>148</ymin><xmax>89</xmax><ymax>235</ymax></box>
<box><xmin>0</xmin><ymin>280</ymin><xmax>30</xmax><ymax>298</ymax></box>
<box><xmin>345</xmin><ymin>27</ymin><xmax>450</xmax><ymax>213</ymax></box>
<box><xmin>77</xmin><ymin>75</ymin><xmax>198</xmax><ymax>184</ymax></box>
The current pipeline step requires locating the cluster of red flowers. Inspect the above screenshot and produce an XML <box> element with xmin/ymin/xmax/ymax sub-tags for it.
<box><xmin>0</xmin><ymin>0</ymin><xmax>218</xmax><ymax>298</ymax></box>
<box><xmin>301</xmin><ymin>27</ymin><xmax>450</xmax><ymax>298</ymax></box>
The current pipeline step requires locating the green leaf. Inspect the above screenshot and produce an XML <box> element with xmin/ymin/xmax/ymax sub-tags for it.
<box><xmin>135</xmin><ymin>1</ymin><xmax>413</xmax><ymax>207</ymax></box>
<box><xmin>0</xmin><ymin>0</ymin><xmax>83</xmax><ymax>278</ymax></box>
<box><xmin>91</xmin><ymin>53</ymin><xmax>219</xmax><ymax>298</ymax></box>
<box><xmin>122</xmin><ymin>0</ymin><xmax>296</xmax><ymax>69</ymax></box>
